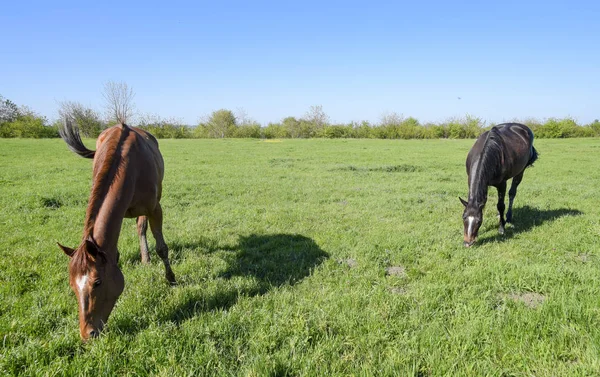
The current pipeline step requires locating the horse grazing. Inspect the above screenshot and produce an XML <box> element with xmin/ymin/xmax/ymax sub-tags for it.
<box><xmin>460</xmin><ymin>123</ymin><xmax>538</xmax><ymax>247</ymax></box>
<box><xmin>57</xmin><ymin>120</ymin><xmax>175</xmax><ymax>340</ymax></box>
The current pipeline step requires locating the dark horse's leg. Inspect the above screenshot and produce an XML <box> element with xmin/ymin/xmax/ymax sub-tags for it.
<box><xmin>137</xmin><ymin>216</ymin><xmax>150</xmax><ymax>263</ymax></box>
<box><xmin>496</xmin><ymin>181</ymin><xmax>507</xmax><ymax>235</ymax></box>
<box><xmin>148</xmin><ymin>203</ymin><xmax>176</xmax><ymax>284</ymax></box>
<box><xmin>506</xmin><ymin>172</ymin><xmax>524</xmax><ymax>223</ymax></box>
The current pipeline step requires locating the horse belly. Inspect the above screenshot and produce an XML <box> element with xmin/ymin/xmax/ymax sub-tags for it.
<box><xmin>124</xmin><ymin>181</ymin><xmax>159</xmax><ymax>218</ymax></box>
<box><xmin>124</xmin><ymin>206</ymin><xmax>151</xmax><ymax>218</ymax></box>
<box><xmin>125</xmin><ymin>195</ymin><xmax>157</xmax><ymax>217</ymax></box>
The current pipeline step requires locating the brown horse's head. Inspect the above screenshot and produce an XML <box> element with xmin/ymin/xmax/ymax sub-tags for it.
<box><xmin>460</xmin><ymin>197</ymin><xmax>484</xmax><ymax>247</ymax></box>
<box><xmin>58</xmin><ymin>236</ymin><xmax>124</xmax><ymax>340</ymax></box>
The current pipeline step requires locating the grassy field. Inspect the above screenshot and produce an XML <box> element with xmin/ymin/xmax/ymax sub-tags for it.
<box><xmin>1</xmin><ymin>137</ymin><xmax>599</xmax><ymax>376</ymax></box>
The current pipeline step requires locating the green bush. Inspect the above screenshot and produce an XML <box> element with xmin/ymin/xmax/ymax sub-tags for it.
<box><xmin>534</xmin><ymin>118</ymin><xmax>582</xmax><ymax>138</ymax></box>
<box><xmin>263</xmin><ymin>123</ymin><xmax>289</xmax><ymax>139</ymax></box>
<box><xmin>350</xmin><ymin>121</ymin><xmax>374</xmax><ymax>138</ymax></box>
<box><xmin>0</xmin><ymin>95</ymin><xmax>58</xmax><ymax>138</ymax></box>
<box><xmin>232</xmin><ymin>123</ymin><xmax>262</xmax><ymax>138</ymax></box>
<box><xmin>586</xmin><ymin>120</ymin><xmax>600</xmax><ymax>136</ymax></box>
<box><xmin>138</xmin><ymin>121</ymin><xmax>192</xmax><ymax>139</ymax></box>
<box><xmin>0</xmin><ymin>114</ymin><xmax>58</xmax><ymax>138</ymax></box>
<box><xmin>317</xmin><ymin>124</ymin><xmax>354</xmax><ymax>138</ymax></box>
<box><xmin>0</xmin><ymin>93</ymin><xmax>597</xmax><ymax>140</ymax></box>
<box><xmin>446</xmin><ymin>121</ymin><xmax>466</xmax><ymax>139</ymax></box>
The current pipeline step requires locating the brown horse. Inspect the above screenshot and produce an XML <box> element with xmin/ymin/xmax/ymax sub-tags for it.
<box><xmin>57</xmin><ymin>120</ymin><xmax>176</xmax><ymax>340</ymax></box>
<box><xmin>460</xmin><ymin>123</ymin><xmax>538</xmax><ymax>247</ymax></box>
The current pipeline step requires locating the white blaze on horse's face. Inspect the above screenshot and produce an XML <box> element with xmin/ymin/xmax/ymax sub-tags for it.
<box><xmin>76</xmin><ymin>274</ymin><xmax>88</xmax><ymax>293</ymax></box>
<box><xmin>467</xmin><ymin>216</ymin><xmax>475</xmax><ymax>237</ymax></box>
<box><xmin>75</xmin><ymin>274</ymin><xmax>88</xmax><ymax>313</ymax></box>
<box><xmin>462</xmin><ymin>211</ymin><xmax>482</xmax><ymax>247</ymax></box>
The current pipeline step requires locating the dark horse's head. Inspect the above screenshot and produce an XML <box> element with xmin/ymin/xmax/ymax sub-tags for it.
<box><xmin>459</xmin><ymin>197</ymin><xmax>484</xmax><ymax>247</ymax></box>
<box><xmin>58</xmin><ymin>236</ymin><xmax>124</xmax><ymax>341</ymax></box>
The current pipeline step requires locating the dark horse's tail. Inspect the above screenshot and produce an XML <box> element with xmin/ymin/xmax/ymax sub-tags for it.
<box><xmin>59</xmin><ymin>119</ymin><xmax>95</xmax><ymax>159</ymax></box>
<box><xmin>526</xmin><ymin>127</ymin><xmax>538</xmax><ymax>167</ymax></box>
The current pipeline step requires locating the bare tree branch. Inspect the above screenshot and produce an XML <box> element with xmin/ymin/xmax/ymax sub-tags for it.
<box><xmin>102</xmin><ymin>81</ymin><xmax>136</xmax><ymax>124</ymax></box>
<box><xmin>379</xmin><ymin>111</ymin><xmax>404</xmax><ymax>127</ymax></box>
<box><xmin>58</xmin><ymin>100</ymin><xmax>106</xmax><ymax>137</ymax></box>
<box><xmin>304</xmin><ymin>105</ymin><xmax>329</xmax><ymax>129</ymax></box>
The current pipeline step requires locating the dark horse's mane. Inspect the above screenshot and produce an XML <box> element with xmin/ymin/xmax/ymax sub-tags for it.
<box><xmin>471</xmin><ymin>127</ymin><xmax>504</xmax><ymax>205</ymax></box>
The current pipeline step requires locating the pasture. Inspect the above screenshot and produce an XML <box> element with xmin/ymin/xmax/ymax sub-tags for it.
<box><xmin>1</xmin><ymin>137</ymin><xmax>599</xmax><ymax>376</ymax></box>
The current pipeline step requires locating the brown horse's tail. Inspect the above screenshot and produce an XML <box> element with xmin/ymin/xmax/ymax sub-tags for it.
<box><xmin>59</xmin><ymin>119</ymin><xmax>95</xmax><ymax>159</ymax></box>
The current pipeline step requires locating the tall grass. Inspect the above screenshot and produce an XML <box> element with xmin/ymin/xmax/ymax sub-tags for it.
<box><xmin>1</xmin><ymin>138</ymin><xmax>599</xmax><ymax>375</ymax></box>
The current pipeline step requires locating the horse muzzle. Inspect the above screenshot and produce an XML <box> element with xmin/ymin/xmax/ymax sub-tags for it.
<box><xmin>81</xmin><ymin>323</ymin><xmax>103</xmax><ymax>341</ymax></box>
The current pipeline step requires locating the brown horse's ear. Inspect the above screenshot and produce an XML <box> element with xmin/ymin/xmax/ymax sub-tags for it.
<box><xmin>459</xmin><ymin>197</ymin><xmax>468</xmax><ymax>207</ymax></box>
<box><xmin>85</xmin><ymin>236</ymin><xmax>100</xmax><ymax>258</ymax></box>
<box><xmin>57</xmin><ymin>242</ymin><xmax>75</xmax><ymax>257</ymax></box>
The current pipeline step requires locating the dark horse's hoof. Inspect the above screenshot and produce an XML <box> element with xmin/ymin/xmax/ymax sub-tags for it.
<box><xmin>166</xmin><ymin>270</ymin><xmax>177</xmax><ymax>286</ymax></box>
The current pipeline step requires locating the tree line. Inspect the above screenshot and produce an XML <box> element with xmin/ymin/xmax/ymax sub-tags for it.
<box><xmin>1</xmin><ymin>89</ymin><xmax>599</xmax><ymax>139</ymax></box>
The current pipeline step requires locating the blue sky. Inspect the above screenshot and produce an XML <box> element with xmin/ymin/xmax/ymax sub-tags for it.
<box><xmin>1</xmin><ymin>0</ymin><xmax>599</xmax><ymax>125</ymax></box>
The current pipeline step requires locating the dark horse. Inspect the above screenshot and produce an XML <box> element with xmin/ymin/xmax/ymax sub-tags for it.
<box><xmin>57</xmin><ymin>120</ymin><xmax>176</xmax><ymax>340</ymax></box>
<box><xmin>460</xmin><ymin>123</ymin><xmax>538</xmax><ymax>247</ymax></box>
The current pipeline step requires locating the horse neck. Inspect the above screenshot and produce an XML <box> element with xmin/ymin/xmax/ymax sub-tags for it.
<box><xmin>82</xmin><ymin>137</ymin><xmax>130</xmax><ymax>254</ymax></box>
<box><xmin>83</xmin><ymin>193</ymin><xmax>127</xmax><ymax>253</ymax></box>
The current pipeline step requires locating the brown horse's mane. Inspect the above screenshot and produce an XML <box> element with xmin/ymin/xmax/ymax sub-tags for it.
<box><xmin>71</xmin><ymin>125</ymin><xmax>129</xmax><ymax>273</ymax></box>
<box><xmin>82</xmin><ymin>125</ymin><xmax>130</xmax><ymax>239</ymax></box>
<box><xmin>69</xmin><ymin>236</ymin><xmax>110</xmax><ymax>273</ymax></box>
<box><xmin>64</xmin><ymin>123</ymin><xmax>130</xmax><ymax>273</ymax></box>
<box><xmin>70</xmin><ymin>244</ymin><xmax>93</xmax><ymax>273</ymax></box>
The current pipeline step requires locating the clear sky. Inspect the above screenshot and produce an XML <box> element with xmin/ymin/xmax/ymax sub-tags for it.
<box><xmin>1</xmin><ymin>0</ymin><xmax>599</xmax><ymax>125</ymax></box>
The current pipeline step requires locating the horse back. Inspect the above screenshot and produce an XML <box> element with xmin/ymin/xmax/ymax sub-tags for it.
<box><xmin>486</xmin><ymin>123</ymin><xmax>533</xmax><ymax>181</ymax></box>
<box><xmin>466</xmin><ymin>123</ymin><xmax>535</xmax><ymax>185</ymax></box>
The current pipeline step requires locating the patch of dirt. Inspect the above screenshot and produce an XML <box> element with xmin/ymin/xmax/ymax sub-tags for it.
<box><xmin>338</xmin><ymin>258</ymin><xmax>358</xmax><ymax>268</ymax></box>
<box><xmin>335</xmin><ymin>164</ymin><xmax>423</xmax><ymax>173</ymax></box>
<box><xmin>385</xmin><ymin>266</ymin><xmax>407</xmax><ymax>277</ymax></box>
<box><xmin>576</xmin><ymin>253</ymin><xmax>592</xmax><ymax>263</ymax></box>
<box><xmin>389</xmin><ymin>287</ymin><xmax>406</xmax><ymax>295</ymax></box>
<box><xmin>501</xmin><ymin>292</ymin><xmax>546</xmax><ymax>308</ymax></box>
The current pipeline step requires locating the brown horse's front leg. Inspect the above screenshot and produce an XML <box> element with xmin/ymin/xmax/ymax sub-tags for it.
<box><xmin>148</xmin><ymin>204</ymin><xmax>176</xmax><ymax>285</ymax></box>
<box><xmin>496</xmin><ymin>181</ymin><xmax>507</xmax><ymax>235</ymax></box>
<box><xmin>137</xmin><ymin>216</ymin><xmax>150</xmax><ymax>264</ymax></box>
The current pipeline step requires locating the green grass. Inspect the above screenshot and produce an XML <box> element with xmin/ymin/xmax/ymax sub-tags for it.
<box><xmin>1</xmin><ymin>137</ymin><xmax>599</xmax><ymax>376</ymax></box>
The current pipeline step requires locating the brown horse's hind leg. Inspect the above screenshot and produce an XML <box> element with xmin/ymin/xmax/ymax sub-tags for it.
<box><xmin>148</xmin><ymin>204</ymin><xmax>176</xmax><ymax>285</ymax></box>
<box><xmin>496</xmin><ymin>181</ymin><xmax>507</xmax><ymax>235</ymax></box>
<box><xmin>506</xmin><ymin>172</ymin><xmax>524</xmax><ymax>223</ymax></box>
<box><xmin>137</xmin><ymin>216</ymin><xmax>151</xmax><ymax>264</ymax></box>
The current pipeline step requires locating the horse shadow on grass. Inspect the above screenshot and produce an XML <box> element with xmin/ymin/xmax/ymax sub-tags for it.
<box><xmin>114</xmin><ymin>233</ymin><xmax>328</xmax><ymax>334</ymax></box>
<box><xmin>477</xmin><ymin>205</ymin><xmax>583</xmax><ymax>245</ymax></box>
